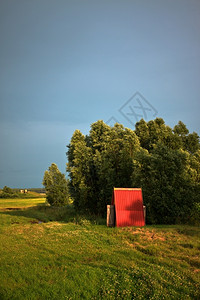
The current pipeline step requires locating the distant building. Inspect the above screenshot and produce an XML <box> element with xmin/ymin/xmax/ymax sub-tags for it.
<box><xmin>20</xmin><ymin>189</ymin><xmax>28</xmax><ymax>194</ymax></box>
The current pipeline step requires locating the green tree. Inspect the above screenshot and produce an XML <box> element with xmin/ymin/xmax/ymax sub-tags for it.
<box><xmin>67</xmin><ymin>121</ymin><xmax>141</xmax><ymax>215</ymax></box>
<box><xmin>43</xmin><ymin>163</ymin><xmax>69</xmax><ymax>206</ymax></box>
<box><xmin>2</xmin><ymin>186</ymin><xmax>13</xmax><ymax>194</ymax></box>
<box><xmin>67</xmin><ymin>129</ymin><xmax>93</xmax><ymax>212</ymax></box>
<box><xmin>132</xmin><ymin>145</ymin><xmax>198</xmax><ymax>224</ymax></box>
<box><xmin>0</xmin><ymin>186</ymin><xmax>19</xmax><ymax>198</ymax></box>
<box><xmin>135</xmin><ymin>118</ymin><xmax>183</xmax><ymax>151</ymax></box>
<box><xmin>67</xmin><ymin>119</ymin><xmax>200</xmax><ymax>223</ymax></box>
<box><xmin>173</xmin><ymin>121</ymin><xmax>200</xmax><ymax>153</ymax></box>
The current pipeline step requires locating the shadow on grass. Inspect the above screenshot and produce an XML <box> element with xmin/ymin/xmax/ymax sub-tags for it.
<box><xmin>0</xmin><ymin>204</ymin><xmax>106</xmax><ymax>225</ymax></box>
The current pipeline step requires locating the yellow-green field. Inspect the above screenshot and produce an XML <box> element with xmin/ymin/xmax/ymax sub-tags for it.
<box><xmin>0</xmin><ymin>198</ymin><xmax>199</xmax><ymax>299</ymax></box>
<box><xmin>0</xmin><ymin>198</ymin><xmax>46</xmax><ymax>209</ymax></box>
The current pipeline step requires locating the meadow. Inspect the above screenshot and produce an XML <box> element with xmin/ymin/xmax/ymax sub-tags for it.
<box><xmin>0</xmin><ymin>197</ymin><xmax>199</xmax><ymax>299</ymax></box>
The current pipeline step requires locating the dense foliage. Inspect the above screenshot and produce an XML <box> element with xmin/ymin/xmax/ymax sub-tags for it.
<box><xmin>67</xmin><ymin>119</ymin><xmax>200</xmax><ymax>224</ymax></box>
<box><xmin>0</xmin><ymin>186</ymin><xmax>19</xmax><ymax>198</ymax></box>
<box><xmin>43</xmin><ymin>163</ymin><xmax>70</xmax><ymax>207</ymax></box>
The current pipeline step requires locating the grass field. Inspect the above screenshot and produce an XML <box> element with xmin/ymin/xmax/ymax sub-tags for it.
<box><xmin>0</xmin><ymin>197</ymin><xmax>46</xmax><ymax>208</ymax></box>
<box><xmin>0</xmin><ymin>198</ymin><xmax>199</xmax><ymax>299</ymax></box>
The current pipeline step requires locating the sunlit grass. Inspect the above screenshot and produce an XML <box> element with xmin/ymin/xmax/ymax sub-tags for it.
<box><xmin>0</xmin><ymin>197</ymin><xmax>46</xmax><ymax>208</ymax></box>
<box><xmin>0</xmin><ymin>198</ymin><xmax>199</xmax><ymax>299</ymax></box>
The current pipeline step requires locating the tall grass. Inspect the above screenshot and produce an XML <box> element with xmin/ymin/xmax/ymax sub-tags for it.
<box><xmin>0</xmin><ymin>198</ymin><xmax>199</xmax><ymax>299</ymax></box>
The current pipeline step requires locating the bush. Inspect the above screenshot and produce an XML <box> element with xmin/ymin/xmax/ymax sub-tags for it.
<box><xmin>0</xmin><ymin>186</ymin><xmax>19</xmax><ymax>198</ymax></box>
<box><xmin>43</xmin><ymin>163</ymin><xmax>70</xmax><ymax>207</ymax></box>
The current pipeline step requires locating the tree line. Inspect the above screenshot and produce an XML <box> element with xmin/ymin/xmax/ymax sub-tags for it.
<box><xmin>43</xmin><ymin>118</ymin><xmax>200</xmax><ymax>224</ymax></box>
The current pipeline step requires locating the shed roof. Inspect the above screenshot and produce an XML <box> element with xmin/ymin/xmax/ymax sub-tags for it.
<box><xmin>112</xmin><ymin>188</ymin><xmax>145</xmax><ymax>227</ymax></box>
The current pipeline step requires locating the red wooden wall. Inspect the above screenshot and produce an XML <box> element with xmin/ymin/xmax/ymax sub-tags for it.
<box><xmin>112</xmin><ymin>188</ymin><xmax>145</xmax><ymax>227</ymax></box>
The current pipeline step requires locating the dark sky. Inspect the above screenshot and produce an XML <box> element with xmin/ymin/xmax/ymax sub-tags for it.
<box><xmin>0</xmin><ymin>0</ymin><xmax>200</xmax><ymax>188</ymax></box>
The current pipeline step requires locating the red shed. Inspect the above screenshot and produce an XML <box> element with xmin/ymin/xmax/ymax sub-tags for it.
<box><xmin>111</xmin><ymin>188</ymin><xmax>145</xmax><ymax>227</ymax></box>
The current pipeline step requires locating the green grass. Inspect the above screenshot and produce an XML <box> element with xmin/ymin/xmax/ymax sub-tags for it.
<box><xmin>0</xmin><ymin>198</ymin><xmax>199</xmax><ymax>299</ymax></box>
<box><xmin>0</xmin><ymin>197</ymin><xmax>46</xmax><ymax>208</ymax></box>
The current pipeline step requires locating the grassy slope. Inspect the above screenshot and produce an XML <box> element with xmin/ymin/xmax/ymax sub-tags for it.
<box><xmin>0</xmin><ymin>199</ymin><xmax>199</xmax><ymax>300</ymax></box>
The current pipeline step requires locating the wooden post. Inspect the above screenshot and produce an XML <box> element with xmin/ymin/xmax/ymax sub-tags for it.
<box><xmin>107</xmin><ymin>205</ymin><xmax>115</xmax><ymax>227</ymax></box>
<box><xmin>143</xmin><ymin>206</ymin><xmax>146</xmax><ymax>224</ymax></box>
